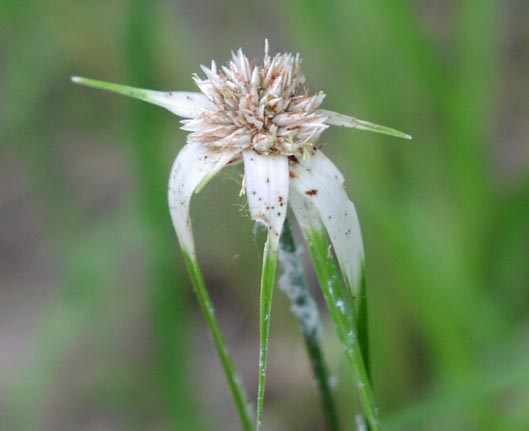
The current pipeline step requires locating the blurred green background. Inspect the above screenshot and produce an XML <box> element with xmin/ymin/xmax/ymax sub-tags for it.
<box><xmin>1</xmin><ymin>1</ymin><xmax>528</xmax><ymax>430</ymax></box>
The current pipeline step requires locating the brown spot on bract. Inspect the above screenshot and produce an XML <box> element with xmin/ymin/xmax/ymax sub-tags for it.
<box><xmin>288</xmin><ymin>155</ymin><xmax>300</xmax><ymax>164</ymax></box>
<box><xmin>305</xmin><ymin>189</ymin><xmax>318</xmax><ymax>196</ymax></box>
<box><xmin>289</xmin><ymin>171</ymin><xmax>297</xmax><ymax>179</ymax></box>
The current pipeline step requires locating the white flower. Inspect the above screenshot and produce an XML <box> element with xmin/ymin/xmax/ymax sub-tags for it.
<box><xmin>72</xmin><ymin>43</ymin><xmax>411</xmax><ymax>299</ymax></box>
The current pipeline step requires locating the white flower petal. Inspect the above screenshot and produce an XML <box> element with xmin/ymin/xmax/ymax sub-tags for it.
<box><xmin>288</xmin><ymin>185</ymin><xmax>323</xmax><ymax>232</ymax></box>
<box><xmin>319</xmin><ymin>109</ymin><xmax>412</xmax><ymax>140</ymax></box>
<box><xmin>243</xmin><ymin>150</ymin><xmax>289</xmax><ymax>242</ymax></box>
<box><xmin>289</xmin><ymin>149</ymin><xmax>364</xmax><ymax>295</ymax></box>
<box><xmin>71</xmin><ymin>76</ymin><xmax>212</xmax><ymax>118</ymax></box>
<box><xmin>168</xmin><ymin>142</ymin><xmax>239</xmax><ymax>253</ymax></box>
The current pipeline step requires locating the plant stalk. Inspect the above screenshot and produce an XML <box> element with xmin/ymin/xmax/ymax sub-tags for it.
<box><xmin>256</xmin><ymin>233</ymin><xmax>279</xmax><ymax>431</ymax></box>
<box><xmin>279</xmin><ymin>218</ymin><xmax>341</xmax><ymax>431</ymax></box>
<box><xmin>182</xmin><ymin>252</ymin><xmax>255</xmax><ymax>431</ymax></box>
<box><xmin>304</xmin><ymin>229</ymin><xmax>382</xmax><ymax>431</ymax></box>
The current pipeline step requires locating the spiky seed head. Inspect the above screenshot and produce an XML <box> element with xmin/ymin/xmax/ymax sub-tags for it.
<box><xmin>182</xmin><ymin>49</ymin><xmax>328</xmax><ymax>157</ymax></box>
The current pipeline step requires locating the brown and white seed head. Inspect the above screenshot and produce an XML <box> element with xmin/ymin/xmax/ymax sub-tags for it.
<box><xmin>182</xmin><ymin>49</ymin><xmax>328</xmax><ymax>156</ymax></box>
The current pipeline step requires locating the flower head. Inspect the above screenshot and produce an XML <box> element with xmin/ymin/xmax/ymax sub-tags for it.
<box><xmin>184</xmin><ymin>48</ymin><xmax>327</xmax><ymax>157</ymax></box>
<box><xmin>72</xmin><ymin>41</ymin><xmax>411</xmax><ymax>293</ymax></box>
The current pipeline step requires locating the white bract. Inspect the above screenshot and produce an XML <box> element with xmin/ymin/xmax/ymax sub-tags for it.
<box><xmin>72</xmin><ymin>43</ymin><xmax>410</xmax><ymax>303</ymax></box>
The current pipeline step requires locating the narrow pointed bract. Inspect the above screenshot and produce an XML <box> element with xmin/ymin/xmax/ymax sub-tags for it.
<box><xmin>290</xmin><ymin>149</ymin><xmax>364</xmax><ymax>304</ymax></box>
<box><xmin>71</xmin><ymin>76</ymin><xmax>211</xmax><ymax>117</ymax></box>
<box><xmin>320</xmin><ymin>109</ymin><xmax>412</xmax><ymax>140</ymax></box>
<box><xmin>73</xmin><ymin>42</ymin><xmax>410</xmax><ymax>431</ymax></box>
<box><xmin>168</xmin><ymin>142</ymin><xmax>238</xmax><ymax>254</ymax></box>
<box><xmin>243</xmin><ymin>151</ymin><xmax>289</xmax><ymax>241</ymax></box>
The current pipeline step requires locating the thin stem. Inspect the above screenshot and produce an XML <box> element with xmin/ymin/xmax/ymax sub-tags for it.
<box><xmin>356</xmin><ymin>271</ymin><xmax>370</xmax><ymax>381</ymax></box>
<box><xmin>182</xmin><ymin>252</ymin><xmax>255</xmax><ymax>431</ymax></box>
<box><xmin>304</xmin><ymin>229</ymin><xmax>382</xmax><ymax>431</ymax></box>
<box><xmin>279</xmin><ymin>218</ymin><xmax>341</xmax><ymax>431</ymax></box>
<box><xmin>256</xmin><ymin>233</ymin><xmax>279</xmax><ymax>431</ymax></box>
<box><xmin>354</xmin><ymin>272</ymin><xmax>370</xmax><ymax>431</ymax></box>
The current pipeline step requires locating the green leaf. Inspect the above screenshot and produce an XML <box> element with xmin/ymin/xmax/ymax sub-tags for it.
<box><xmin>256</xmin><ymin>233</ymin><xmax>280</xmax><ymax>431</ymax></box>
<box><xmin>302</xmin><ymin>227</ymin><xmax>382</xmax><ymax>431</ymax></box>
<box><xmin>183</xmin><ymin>252</ymin><xmax>255</xmax><ymax>431</ymax></box>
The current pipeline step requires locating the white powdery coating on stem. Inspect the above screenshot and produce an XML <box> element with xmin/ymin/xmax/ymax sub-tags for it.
<box><xmin>182</xmin><ymin>49</ymin><xmax>328</xmax><ymax>156</ymax></box>
<box><xmin>278</xmin><ymin>243</ymin><xmax>322</xmax><ymax>340</ymax></box>
<box><xmin>355</xmin><ymin>415</ymin><xmax>368</xmax><ymax>431</ymax></box>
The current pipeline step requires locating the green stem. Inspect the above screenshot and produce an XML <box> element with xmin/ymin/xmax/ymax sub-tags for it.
<box><xmin>256</xmin><ymin>234</ymin><xmax>279</xmax><ymax>431</ymax></box>
<box><xmin>304</xmin><ymin>229</ymin><xmax>382</xmax><ymax>431</ymax></box>
<box><xmin>182</xmin><ymin>252</ymin><xmax>255</xmax><ymax>431</ymax></box>
<box><xmin>356</xmin><ymin>270</ymin><xmax>370</xmax><ymax>381</ymax></box>
<box><xmin>279</xmin><ymin>218</ymin><xmax>341</xmax><ymax>431</ymax></box>
<box><xmin>355</xmin><ymin>272</ymin><xmax>370</xmax><ymax>431</ymax></box>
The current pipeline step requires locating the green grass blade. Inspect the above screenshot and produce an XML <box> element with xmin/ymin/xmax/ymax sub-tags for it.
<box><xmin>182</xmin><ymin>252</ymin><xmax>255</xmax><ymax>431</ymax></box>
<box><xmin>279</xmin><ymin>218</ymin><xmax>341</xmax><ymax>431</ymax></box>
<box><xmin>256</xmin><ymin>234</ymin><xmax>280</xmax><ymax>431</ymax></box>
<box><xmin>356</xmin><ymin>269</ymin><xmax>370</xmax><ymax>381</ymax></box>
<box><xmin>303</xmin><ymin>228</ymin><xmax>382</xmax><ymax>431</ymax></box>
<box><xmin>385</xmin><ymin>354</ymin><xmax>529</xmax><ymax>430</ymax></box>
<box><xmin>123</xmin><ymin>2</ymin><xmax>201</xmax><ymax>428</ymax></box>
